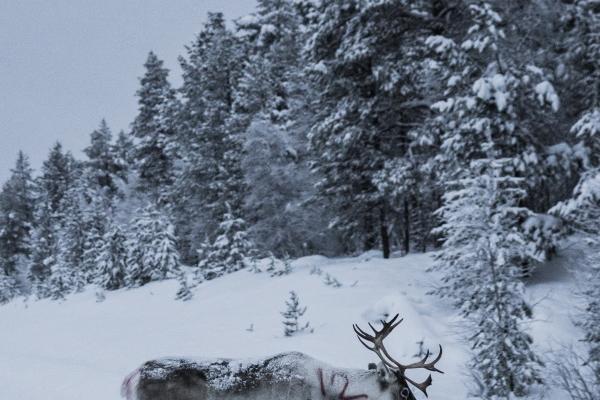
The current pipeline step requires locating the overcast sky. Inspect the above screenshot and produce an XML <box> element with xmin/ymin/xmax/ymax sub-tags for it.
<box><xmin>0</xmin><ymin>0</ymin><xmax>256</xmax><ymax>184</ymax></box>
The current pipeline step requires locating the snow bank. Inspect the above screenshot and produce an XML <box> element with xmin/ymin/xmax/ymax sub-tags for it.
<box><xmin>0</xmin><ymin>252</ymin><xmax>583</xmax><ymax>399</ymax></box>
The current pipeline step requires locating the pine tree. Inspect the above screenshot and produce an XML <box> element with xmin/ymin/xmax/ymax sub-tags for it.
<box><xmin>175</xmin><ymin>272</ymin><xmax>193</xmax><ymax>301</ymax></box>
<box><xmin>131</xmin><ymin>51</ymin><xmax>178</xmax><ymax>199</ymax></box>
<box><xmin>196</xmin><ymin>206</ymin><xmax>255</xmax><ymax>281</ymax></box>
<box><xmin>235</xmin><ymin>0</ymin><xmax>302</xmax><ymax>124</ymax></box>
<box><xmin>551</xmin><ymin>172</ymin><xmax>600</xmax><ymax>236</ymax></box>
<box><xmin>427</xmin><ymin>5</ymin><xmax>558</xmax><ymax>396</ymax></box>
<box><xmin>306</xmin><ymin>0</ymin><xmax>434</xmax><ymax>257</ymax></box>
<box><xmin>41</xmin><ymin>135</ymin><xmax>115</xmax><ymax>297</ymax></box>
<box><xmin>554</xmin><ymin>0</ymin><xmax>600</xmax><ymax>227</ymax></box>
<box><xmin>235</xmin><ymin>2</ymin><xmax>337</xmax><ymax>257</ymax></box>
<box><xmin>266</xmin><ymin>252</ymin><xmax>277</xmax><ymax>274</ymax></box>
<box><xmin>293</xmin><ymin>0</ymin><xmax>318</xmax><ymax>28</ymax></box>
<box><xmin>52</xmin><ymin>173</ymin><xmax>109</xmax><ymax>292</ymax></box>
<box><xmin>0</xmin><ymin>152</ymin><xmax>35</xmax><ymax>259</ymax></box>
<box><xmin>80</xmin><ymin>193</ymin><xmax>109</xmax><ymax>283</ymax></box>
<box><xmin>84</xmin><ymin>119</ymin><xmax>125</xmax><ymax>197</ymax></box>
<box><xmin>48</xmin><ymin>253</ymin><xmax>74</xmax><ymax>300</ymax></box>
<box><xmin>323</xmin><ymin>273</ymin><xmax>342</xmax><ymax>288</ymax></box>
<box><xmin>126</xmin><ymin>205</ymin><xmax>181</xmax><ymax>287</ymax></box>
<box><xmin>427</xmin><ymin>3</ymin><xmax>558</xmax><ymax>175</ymax></box>
<box><xmin>0</xmin><ymin>151</ymin><xmax>35</xmax><ymax>300</ymax></box>
<box><xmin>95</xmin><ymin>223</ymin><xmax>127</xmax><ymax>290</ymax></box>
<box><xmin>434</xmin><ymin>158</ymin><xmax>542</xmax><ymax>397</ymax></box>
<box><xmin>0</xmin><ymin>270</ymin><xmax>18</xmax><ymax>304</ymax></box>
<box><xmin>114</xmin><ymin>130</ymin><xmax>134</xmax><ymax>169</ymax></box>
<box><xmin>551</xmin><ymin>135</ymin><xmax>600</xmax><ymax>397</ymax></box>
<box><xmin>28</xmin><ymin>200</ymin><xmax>57</xmax><ymax>299</ymax></box>
<box><xmin>154</xmin><ymin>216</ymin><xmax>181</xmax><ymax>278</ymax></box>
<box><xmin>579</xmin><ymin>257</ymin><xmax>600</xmax><ymax>394</ymax></box>
<box><xmin>175</xmin><ymin>13</ymin><xmax>246</xmax><ymax>261</ymax></box>
<box><xmin>281</xmin><ymin>290</ymin><xmax>310</xmax><ymax>336</ymax></box>
<box><xmin>426</xmin><ymin>2</ymin><xmax>562</xmax><ymax>272</ymax></box>
<box><xmin>242</xmin><ymin>120</ymin><xmax>336</xmax><ymax>257</ymax></box>
<box><xmin>37</xmin><ymin>142</ymin><xmax>76</xmax><ymax>214</ymax></box>
<box><xmin>28</xmin><ymin>143</ymin><xmax>76</xmax><ymax>299</ymax></box>
<box><xmin>564</xmin><ymin>1</ymin><xmax>600</xmax><ymax>164</ymax></box>
<box><xmin>270</xmin><ymin>254</ymin><xmax>293</xmax><ymax>277</ymax></box>
<box><xmin>55</xmin><ymin>185</ymin><xmax>87</xmax><ymax>292</ymax></box>
<box><xmin>231</xmin><ymin>1</ymin><xmax>307</xmax><ymax>254</ymax></box>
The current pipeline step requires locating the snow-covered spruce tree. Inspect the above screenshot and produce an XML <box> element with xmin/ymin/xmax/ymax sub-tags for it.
<box><xmin>114</xmin><ymin>130</ymin><xmax>134</xmax><ymax>170</ymax></box>
<box><xmin>434</xmin><ymin>157</ymin><xmax>542</xmax><ymax>398</ymax></box>
<box><xmin>242</xmin><ymin>120</ymin><xmax>338</xmax><ymax>257</ymax></box>
<box><xmin>426</xmin><ymin>2</ymin><xmax>562</xmax><ymax>276</ymax></box>
<box><xmin>561</xmin><ymin>0</ymin><xmax>600</xmax><ymax>166</ymax></box>
<box><xmin>577</xmin><ymin>254</ymin><xmax>600</xmax><ymax>398</ymax></box>
<box><xmin>131</xmin><ymin>51</ymin><xmax>178</xmax><ymax>200</ymax></box>
<box><xmin>28</xmin><ymin>144</ymin><xmax>77</xmax><ymax>298</ymax></box>
<box><xmin>0</xmin><ymin>152</ymin><xmax>35</xmax><ymax>263</ymax></box>
<box><xmin>429</xmin><ymin>4</ymin><xmax>558</xmax><ymax>396</ymax></box>
<box><xmin>266</xmin><ymin>252</ymin><xmax>277</xmax><ymax>274</ymax></box>
<box><xmin>235</xmin><ymin>0</ymin><xmax>302</xmax><ymax>124</ymax></box>
<box><xmin>551</xmin><ymin>127</ymin><xmax>600</xmax><ymax>398</ymax></box>
<box><xmin>293</xmin><ymin>0</ymin><xmax>318</xmax><ymax>28</ymax></box>
<box><xmin>270</xmin><ymin>254</ymin><xmax>293</xmax><ymax>277</ymax></box>
<box><xmin>95</xmin><ymin>222</ymin><xmax>128</xmax><ymax>291</ymax></box>
<box><xmin>548</xmin><ymin>4</ymin><xmax>600</xmax><ymax>394</ymax></box>
<box><xmin>175</xmin><ymin>272</ymin><xmax>193</xmax><ymax>301</ymax></box>
<box><xmin>323</xmin><ymin>273</ymin><xmax>342</xmax><ymax>288</ymax></box>
<box><xmin>196</xmin><ymin>206</ymin><xmax>255</xmax><ymax>281</ymax></box>
<box><xmin>48</xmin><ymin>251</ymin><xmax>74</xmax><ymax>300</ymax></box>
<box><xmin>555</xmin><ymin>0</ymin><xmax>600</xmax><ymax>215</ymax></box>
<box><xmin>53</xmin><ymin>169</ymin><xmax>111</xmax><ymax>292</ymax></box>
<box><xmin>36</xmin><ymin>142</ymin><xmax>77</xmax><ymax>214</ymax></box>
<box><xmin>174</xmin><ymin>13</ymin><xmax>246</xmax><ymax>262</ymax></box>
<box><xmin>81</xmin><ymin>194</ymin><xmax>110</xmax><ymax>283</ymax></box>
<box><xmin>428</xmin><ymin>3</ymin><xmax>560</xmax><ymax>178</ymax></box>
<box><xmin>54</xmin><ymin>185</ymin><xmax>87</xmax><ymax>293</ymax></box>
<box><xmin>27</xmin><ymin>200</ymin><xmax>56</xmax><ymax>298</ymax></box>
<box><xmin>0</xmin><ymin>151</ymin><xmax>35</xmax><ymax>299</ymax></box>
<box><xmin>126</xmin><ymin>205</ymin><xmax>181</xmax><ymax>287</ymax></box>
<box><xmin>0</xmin><ymin>269</ymin><xmax>18</xmax><ymax>304</ymax></box>
<box><xmin>281</xmin><ymin>290</ymin><xmax>310</xmax><ymax>336</ymax></box>
<box><xmin>235</xmin><ymin>2</ymin><xmax>339</xmax><ymax>257</ymax></box>
<box><xmin>306</xmin><ymin>0</ymin><xmax>435</xmax><ymax>257</ymax></box>
<box><xmin>84</xmin><ymin>119</ymin><xmax>126</xmax><ymax>198</ymax></box>
<box><xmin>551</xmin><ymin>171</ymin><xmax>600</xmax><ymax>398</ymax></box>
<box><xmin>49</xmin><ymin>182</ymin><xmax>91</xmax><ymax>299</ymax></box>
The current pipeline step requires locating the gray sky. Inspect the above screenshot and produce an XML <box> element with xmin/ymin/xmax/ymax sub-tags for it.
<box><xmin>0</xmin><ymin>0</ymin><xmax>256</xmax><ymax>184</ymax></box>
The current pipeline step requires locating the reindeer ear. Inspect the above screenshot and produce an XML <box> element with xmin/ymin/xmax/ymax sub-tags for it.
<box><xmin>368</xmin><ymin>363</ymin><xmax>377</xmax><ymax>370</ymax></box>
<box><xmin>375</xmin><ymin>363</ymin><xmax>392</xmax><ymax>390</ymax></box>
<box><xmin>376</xmin><ymin>363</ymin><xmax>390</xmax><ymax>381</ymax></box>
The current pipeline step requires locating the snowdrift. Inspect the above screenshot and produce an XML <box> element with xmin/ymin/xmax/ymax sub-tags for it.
<box><xmin>0</xmin><ymin>251</ymin><xmax>583</xmax><ymax>399</ymax></box>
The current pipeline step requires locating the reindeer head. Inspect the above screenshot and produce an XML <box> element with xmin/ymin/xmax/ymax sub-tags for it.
<box><xmin>354</xmin><ymin>315</ymin><xmax>443</xmax><ymax>399</ymax></box>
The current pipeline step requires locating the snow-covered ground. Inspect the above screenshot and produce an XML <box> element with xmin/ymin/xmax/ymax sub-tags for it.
<box><xmin>0</xmin><ymin>250</ymin><xmax>584</xmax><ymax>399</ymax></box>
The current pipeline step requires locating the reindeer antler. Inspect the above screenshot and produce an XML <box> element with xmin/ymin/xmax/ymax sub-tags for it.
<box><xmin>353</xmin><ymin>314</ymin><xmax>443</xmax><ymax>397</ymax></box>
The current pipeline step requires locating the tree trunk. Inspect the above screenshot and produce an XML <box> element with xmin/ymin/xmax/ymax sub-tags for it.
<box><xmin>364</xmin><ymin>213</ymin><xmax>377</xmax><ymax>251</ymax></box>
<box><xmin>403</xmin><ymin>198</ymin><xmax>410</xmax><ymax>255</ymax></box>
<box><xmin>380</xmin><ymin>206</ymin><xmax>390</xmax><ymax>259</ymax></box>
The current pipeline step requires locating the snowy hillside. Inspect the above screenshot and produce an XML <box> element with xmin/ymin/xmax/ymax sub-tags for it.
<box><xmin>0</xmin><ymin>251</ymin><xmax>583</xmax><ymax>400</ymax></box>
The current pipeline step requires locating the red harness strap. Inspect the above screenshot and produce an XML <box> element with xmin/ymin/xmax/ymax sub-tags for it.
<box><xmin>317</xmin><ymin>368</ymin><xmax>368</xmax><ymax>400</ymax></box>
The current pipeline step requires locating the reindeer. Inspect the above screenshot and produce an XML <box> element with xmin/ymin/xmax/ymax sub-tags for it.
<box><xmin>121</xmin><ymin>314</ymin><xmax>443</xmax><ymax>400</ymax></box>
